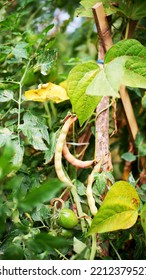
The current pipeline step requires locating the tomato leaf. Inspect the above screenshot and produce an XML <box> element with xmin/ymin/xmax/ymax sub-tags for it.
<box><xmin>29</xmin><ymin>232</ymin><xmax>72</xmax><ymax>252</ymax></box>
<box><xmin>0</xmin><ymin>90</ymin><xmax>14</xmax><ymax>102</ymax></box>
<box><xmin>12</xmin><ymin>42</ymin><xmax>28</xmax><ymax>60</ymax></box>
<box><xmin>18</xmin><ymin>178</ymin><xmax>65</xmax><ymax>211</ymax></box>
<box><xmin>87</xmin><ymin>181</ymin><xmax>140</xmax><ymax>235</ymax></box>
<box><xmin>19</xmin><ymin>111</ymin><xmax>49</xmax><ymax>151</ymax></box>
<box><xmin>67</xmin><ymin>61</ymin><xmax>101</xmax><ymax>125</ymax></box>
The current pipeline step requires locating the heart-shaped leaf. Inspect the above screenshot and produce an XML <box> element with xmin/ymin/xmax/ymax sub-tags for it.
<box><xmin>86</xmin><ymin>39</ymin><xmax>146</xmax><ymax>98</ymax></box>
<box><xmin>67</xmin><ymin>61</ymin><xmax>101</xmax><ymax>125</ymax></box>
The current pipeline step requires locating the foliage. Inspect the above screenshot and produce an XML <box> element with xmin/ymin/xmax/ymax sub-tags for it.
<box><xmin>0</xmin><ymin>0</ymin><xmax>146</xmax><ymax>260</ymax></box>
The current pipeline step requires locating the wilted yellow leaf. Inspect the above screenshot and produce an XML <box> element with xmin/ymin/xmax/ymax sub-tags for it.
<box><xmin>24</xmin><ymin>82</ymin><xmax>69</xmax><ymax>103</ymax></box>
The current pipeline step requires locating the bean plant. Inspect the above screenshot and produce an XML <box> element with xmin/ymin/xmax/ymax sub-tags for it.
<box><xmin>0</xmin><ymin>0</ymin><xmax>146</xmax><ymax>260</ymax></box>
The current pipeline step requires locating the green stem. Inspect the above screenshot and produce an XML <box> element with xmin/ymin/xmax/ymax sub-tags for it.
<box><xmin>109</xmin><ymin>240</ymin><xmax>122</xmax><ymax>260</ymax></box>
<box><xmin>55</xmin><ymin>249</ymin><xmax>68</xmax><ymax>260</ymax></box>
<box><xmin>90</xmin><ymin>233</ymin><xmax>97</xmax><ymax>260</ymax></box>
<box><xmin>71</xmin><ymin>184</ymin><xmax>86</xmax><ymax>233</ymax></box>
<box><xmin>17</xmin><ymin>60</ymin><xmax>31</xmax><ymax>143</ymax></box>
<box><xmin>18</xmin><ymin>82</ymin><xmax>22</xmax><ymax>128</ymax></box>
<box><xmin>125</xmin><ymin>20</ymin><xmax>130</xmax><ymax>39</ymax></box>
<box><xmin>50</xmin><ymin>101</ymin><xmax>57</xmax><ymax>119</ymax></box>
<box><xmin>44</xmin><ymin>102</ymin><xmax>52</xmax><ymax>130</ymax></box>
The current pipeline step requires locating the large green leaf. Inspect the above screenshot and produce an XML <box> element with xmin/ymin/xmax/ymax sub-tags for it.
<box><xmin>86</xmin><ymin>58</ymin><xmax>125</xmax><ymax>98</ymax></box>
<box><xmin>104</xmin><ymin>39</ymin><xmax>146</xmax><ymax>63</ymax></box>
<box><xmin>67</xmin><ymin>61</ymin><xmax>101</xmax><ymax>125</ymax></box>
<box><xmin>18</xmin><ymin>178</ymin><xmax>65</xmax><ymax>211</ymax></box>
<box><xmin>86</xmin><ymin>40</ymin><xmax>146</xmax><ymax>98</ymax></box>
<box><xmin>87</xmin><ymin>181</ymin><xmax>140</xmax><ymax>235</ymax></box>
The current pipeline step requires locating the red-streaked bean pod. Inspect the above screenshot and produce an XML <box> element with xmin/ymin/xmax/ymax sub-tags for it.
<box><xmin>62</xmin><ymin>142</ymin><xmax>94</xmax><ymax>168</ymax></box>
<box><xmin>54</xmin><ymin>115</ymin><xmax>77</xmax><ymax>187</ymax></box>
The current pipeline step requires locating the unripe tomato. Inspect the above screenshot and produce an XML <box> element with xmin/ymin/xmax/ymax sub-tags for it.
<box><xmin>58</xmin><ymin>208</ymin><xmax>78</xmax><ymax>229</ymax></box>
<box><xmin>48</xmin><ymin>230</ymin><xmax>57</xmax><ymax>237</ymax></box>
<box><xmin>60</xmin><ymin>228</ymin><xmax>73</xmax><ymax>238</ymax></box>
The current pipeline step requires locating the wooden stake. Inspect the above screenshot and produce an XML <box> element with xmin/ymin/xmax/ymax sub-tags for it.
<box><xmin>92</xmin><ymin>2</ymin><xmax>138</xmax><ymax>143</ymax></box>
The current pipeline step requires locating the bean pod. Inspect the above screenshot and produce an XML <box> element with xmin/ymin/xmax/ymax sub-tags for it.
<box><xmin>62</xmin><ymin>142</ymin><xmax>94</xmax><ymax>168</ymax></box>
<box><xmin>86</xmin><ymin>162</ymin><xmax>101</xmax><ymax>216</ymax></box>
<box><xmin>54</xmin><ymin>115</ymin><xmax>77</xmax><ymax>187</ymax></box>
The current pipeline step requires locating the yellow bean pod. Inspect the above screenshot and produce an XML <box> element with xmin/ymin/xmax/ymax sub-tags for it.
<box><xmin>54</xmin><ymin>115</ymin><xmax>77</xmax><ymax>187</ymax></box>
<box><xmin>86</xmin><ymin>162</ymin><xmax>101</xmax><ymax>216</ymax></box>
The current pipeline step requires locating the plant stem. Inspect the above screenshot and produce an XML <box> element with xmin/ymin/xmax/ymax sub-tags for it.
<box><xmin>71</xmin><ymin>184</ymin><xmax>86</xmax><ymax>233</ymax></box>
<box><xmin>55</xmin><ymin>249</ymin><xmax>68</xmax><ymax>260</ymax></box>
<box><xmin>44</xmin><ymin>102</ymin><xmax>52</xmax><ymax>129</ymax></box>
<box><xmin>50</xmin><ymin>101</ymin><xmax>57</xmax><ymax>119</ymax></box>
<box><xmin>17</xmin><ymin>59</ymin><xmax>31</xmax><ymax>143</ymax></box>
<box><xmin>125</xmin><ymin>20</ymin><xmax>130</xmax><ymax>39</ymax></box>
<box><xmin>90</xmin><ymin>233</ymin><xmax>97</xmax><ymax>260</ymax></box>
<box><xmin>109</xmin><ymin>240</ymin><xmax>122</xmax><ymax>260</ymax></box>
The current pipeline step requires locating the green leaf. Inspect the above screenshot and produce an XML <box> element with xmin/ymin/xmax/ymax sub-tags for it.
<box><xmin>0</xmin><ymin>127</ymin><xmax>12</xmax><ymax>147</ymax></box>
<box><xmin>86</xmin><ymin>59</ymin><xmax>122</xmax><ymax>98</ymax></box>
<box><xmin>140</xmin><ymin>203</ymin><xmax>146</xmax><ymax>235</ymax></box>
<box><xmin>12</xmin><ymin>42</ymin><xmax>28</xmax><ymax>60</ymax></box>
<box><xmin>87</xmin><ymin>181</ymin><xmax>140</xmax><ymax>235</ymax></box>
<box><xmin>67</xmin><ymin>61</ymin><xmax>101</xmax><ymax>125</ymax></box>
<box><xmin>75</xmin><ymin>0</ymin><xmax>117</xmax><ymax>17</ymax></box>
<box><xmin>18</xmin><ymin>178</ymin><xmax>65</xmax><ymax>211</ymax></box>
<box><xmin>135</xmin><ymin>132</ymin><xmax>146</xmax><ymax>156</ymax></box>
<box><xmin>19</xmin><ymin>111</ymin><xmax>49</xmax><ymax>150</ymax></box>
<box><xmin>44</xmin><ymin>131</ymin><xmax>57</xmax><ymax>164</ymax></box>
<box><xmin>0</xmin><ymin>90</ymin><xmax>14</xmax><ymax>102</ymax></box>
<box><xmin>2</xmin><ymin>244</ymin><xmax>24</xmax><ymax>260</ymax></box>
<box><xmin>0</xmin><ymin>144</ymin><xmax>16</xmax><ymax>179</ymax></box>
<box><xmin>73</xmin><ymin>237</ymin><xmax>87</xmax><ymax>254</ymax></box>
<box><xmin>121</xmin><ymin>152</ymin><xmax>136</xmax><ymax>162</ymax></box>
<box><xmin>142</xmin><ymin>93</ymin><xmax>146</xmax><ymax>109</ymax></box>
<box><xmin>104</xmin><ymin>39</ymin><xmax>146</xmax><ymax>63</ymax></box>
<box><xmin>31</xmin><ymin>205</ymin><xmax>50</xmax><ymax>222</ymax></box>
<box><xmin>86</xmin><ymin>39</ymin><xmax>146</xmax><ymax>98</ymax></box>
<box><xmin>29</xmin><ymin>232</ymin><xmax>72</xmax><ymax>252</ymax></box>
<box><xmin>12</xmin><ymin>140</ymin><xmax>24</xmax><ymax>167</ymax></box>
<box><xmin>114</xmin><ymin>0</ymin><xmax>146</xmax><ymax>20</ymax></box>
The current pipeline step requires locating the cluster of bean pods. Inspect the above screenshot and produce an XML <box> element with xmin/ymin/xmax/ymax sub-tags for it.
<box><xmin>54</xmin><ymin>114</ymin><xmax>99</xmax><ymax>217</ymax></box>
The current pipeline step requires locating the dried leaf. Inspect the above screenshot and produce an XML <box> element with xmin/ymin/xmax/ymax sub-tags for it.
<box><xmin>25</xmin><ymin>82</ymin><xmax>69</xmax><ymax>103</ymax></box>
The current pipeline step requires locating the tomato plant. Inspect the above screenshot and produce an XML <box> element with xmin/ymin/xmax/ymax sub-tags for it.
<box><xmin>0</xmin><ymin>0</ymin><xmax>146</xmax><ymax>260</ymax></box>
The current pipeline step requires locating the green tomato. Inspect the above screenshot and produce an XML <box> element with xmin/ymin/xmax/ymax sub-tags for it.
<box><xmin>60</xmin><ymin>228</ymin><xmax>73</xmax><ymax>238</ymax></box>
<box><xmin>58</xmin><ymin>208</ymin><xmax>78</xmax><ymax>229</ymax></box>
<box><xmin>48</xmin><ymin>230</ymin><xmax>57</xmax><ymax>237</ymax></box>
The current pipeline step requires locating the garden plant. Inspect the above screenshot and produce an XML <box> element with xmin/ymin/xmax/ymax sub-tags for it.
<box><xmin>0</xmin><ymin>0</ymin><xmax>146</xmax><ymax>260</ymax></box>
